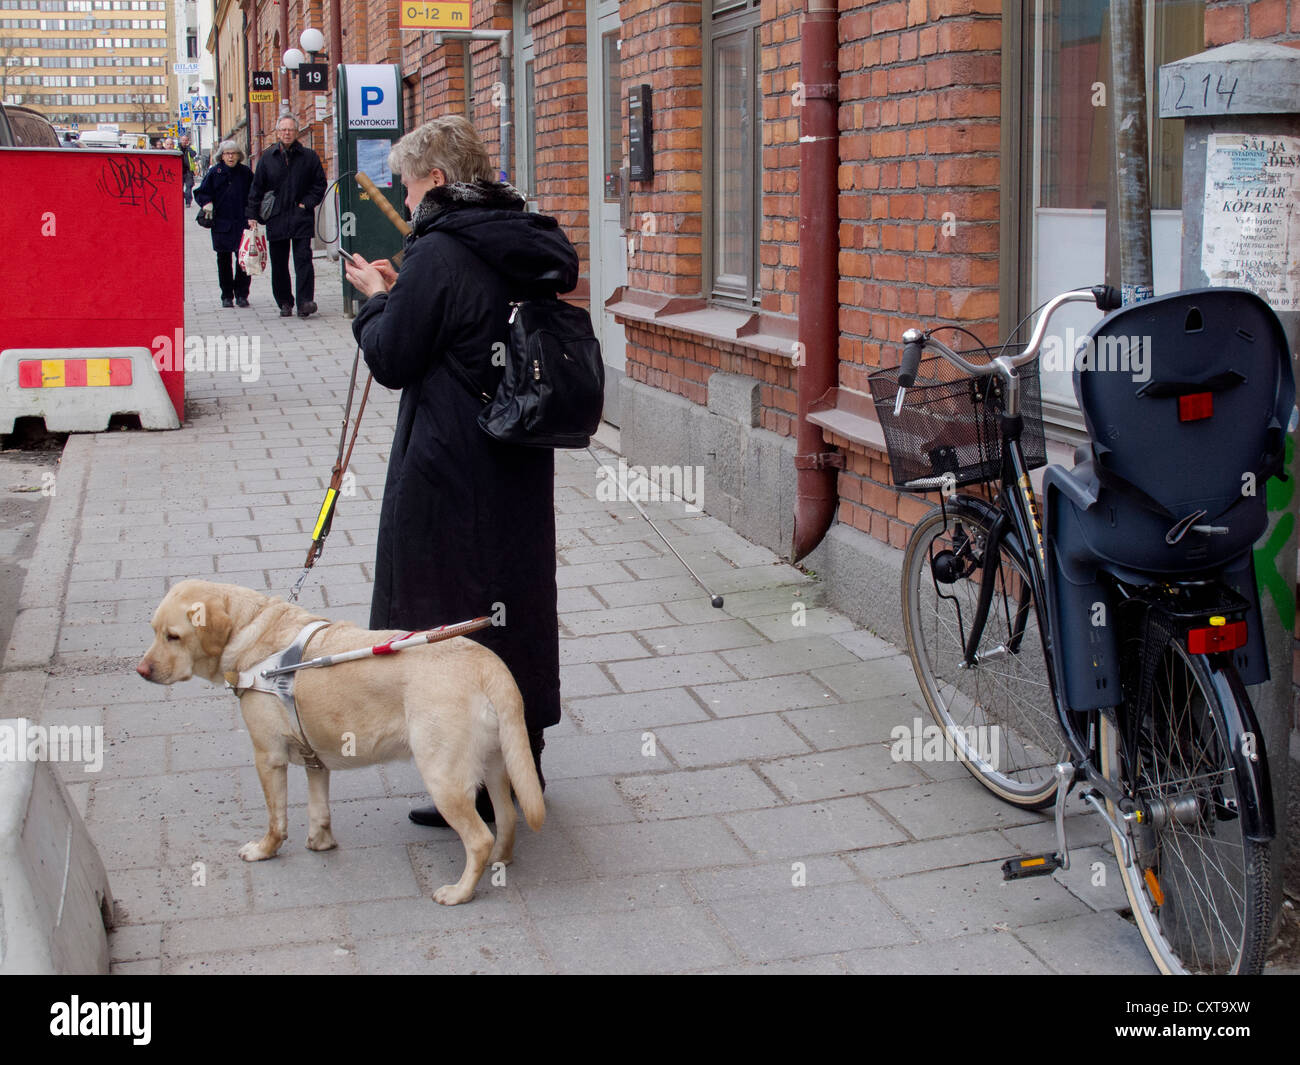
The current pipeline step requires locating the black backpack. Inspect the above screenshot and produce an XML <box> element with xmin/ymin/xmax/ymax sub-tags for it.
<box><xmin>452</xmin><ymin>296</ymin><xmax>605</xmax><ymax>449</ymax></box>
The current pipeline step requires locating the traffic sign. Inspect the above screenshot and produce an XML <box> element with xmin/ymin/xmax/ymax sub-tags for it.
<box><xmin>399</xmin><ymin>1</ymin><xmax>471</xmax><ymax>29</ymax></box>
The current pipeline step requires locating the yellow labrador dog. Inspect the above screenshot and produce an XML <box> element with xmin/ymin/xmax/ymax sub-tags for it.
<box><xmin>137</xmin><ymin>579</ymin><xmax>544</xmax><ymax>905</ymax></box>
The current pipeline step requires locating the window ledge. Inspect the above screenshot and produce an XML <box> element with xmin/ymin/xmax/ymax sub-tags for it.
<box><xmin>607</xmin><ymin>287</ymin><xmax>796</xmax><ymax>358</ymax></box>
<box><xmin>807</xmin><ymin>386</ymin><xmax>1079</xmax><ymax>473</ymax></box>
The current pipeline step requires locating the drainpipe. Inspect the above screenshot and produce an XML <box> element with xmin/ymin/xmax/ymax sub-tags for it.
<box><xmin>792</xmin><ymin>0</ymin><xmax>842</xmax><ymax>562</ymax></box>
<box><xmin>433</xmin><ymin>30</ymin><xmax>512</xmax><ymax>181</ymax></box>
<box><xmin>279</xmin><ymin>0</ymin><xmax>290</xmax><ymax>110</ymax></box>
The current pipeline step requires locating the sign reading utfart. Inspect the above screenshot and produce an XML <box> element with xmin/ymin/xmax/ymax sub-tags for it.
<box><xmin>399</xmin><ymin>1</ymin><xmax>471</xmax><ymax>29</ymax></box>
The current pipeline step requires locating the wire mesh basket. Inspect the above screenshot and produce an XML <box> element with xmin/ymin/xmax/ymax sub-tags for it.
<box><xmin>869</xmin><ymin>345</ymin><xmax>1047</xmax><ymax>492</ymax></box>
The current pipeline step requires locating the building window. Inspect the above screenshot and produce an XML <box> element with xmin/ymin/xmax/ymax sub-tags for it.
<box><xmin>1015</xmin><ymin>0</ymin><xmax>1203</xmax><ymax>424</ymax></box>
<box><xmin>706</xmin><ymin>0</ymin><xmax>760</xmax><ymax>305</ymax></box>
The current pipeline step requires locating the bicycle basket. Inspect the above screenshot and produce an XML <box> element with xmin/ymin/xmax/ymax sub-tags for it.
<box><xmin>869</xmin><ymin>346</ymin><xmax>1047</xmax><ymax>491</ymax></box>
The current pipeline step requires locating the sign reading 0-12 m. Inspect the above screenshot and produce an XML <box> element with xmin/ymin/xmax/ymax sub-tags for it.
<box><xmin>398</xmin><ymin>1</ymin><xmax>470</xmax><ymax>29</ymax></box>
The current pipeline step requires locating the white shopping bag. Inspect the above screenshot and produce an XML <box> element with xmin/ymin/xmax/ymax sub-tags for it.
<box><xmin>238</xmin><ymin>223</ymin><xmax>268</xmax><ymax>277</ymax></box>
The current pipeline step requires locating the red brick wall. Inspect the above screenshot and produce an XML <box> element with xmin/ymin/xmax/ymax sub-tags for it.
<box><xmin>831</xmin><ymin>0</ymin><xmax>1003</xmax><ymax>541</ymax></box>
<box><xmin>760</xmin><ymin>0</ymin><xmax>803</xmax><ymax>317</ymax></box>
<box><xmin>533</xmin><ymin>0</ymin><xmax>590</xmax><ymax>269</ymax></box>
<box><xmin>340</xmin><ymin>0</ymin><xmax>369</xmax><ymax>63</ymax></box>
<box><xmin>620</xmin><ymin>0</ymin><xmax>704</xmax><ymax>296</ymax></box>
<box><xmin>1205</xmin><ymin>0</ymin><xmax>1300</xmax><ymax>42</ymax></box>
<box><xmin>625</xmin><ymin>324</ymin><xmax>798</xmax><ymax>422</ymax></box>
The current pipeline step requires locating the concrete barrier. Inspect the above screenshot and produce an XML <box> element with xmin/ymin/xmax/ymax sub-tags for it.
<box><xmin>0</xmin><ymin>346</ymin><xmax>180</xmax><ymax>433</ymax></box>
<box><xmin>0</xmin><ymin>717</ymin><xmax>113</xmax><ymax>974</ymax></box>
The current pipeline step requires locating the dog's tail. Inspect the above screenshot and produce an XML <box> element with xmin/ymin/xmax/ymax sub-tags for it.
<box><xmin>488</xmin><ymin>665</ymin><xmax>545</xmax><ymax>832</ymax></box>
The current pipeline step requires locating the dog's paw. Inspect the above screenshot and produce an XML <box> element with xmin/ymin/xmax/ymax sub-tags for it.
<box><xmin>433</xmin><ymin>884</ymin><xmax>474</xmax><ymax>906</ymax></box>
<box><xmin>306</xmin><ymin>828</ymin><xmax>338</xmax><ymax>851</ymax></box>
<box><xmin>238</xmin><ymin>840</ymin><xmax>278</xmax><ymax>862</ymax></box>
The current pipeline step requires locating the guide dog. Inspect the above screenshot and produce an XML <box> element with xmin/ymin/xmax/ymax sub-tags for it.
<box><xmin>137</xmin><ymin>579</ymin><xmax>544</xmax><ymax>905</ymax></box>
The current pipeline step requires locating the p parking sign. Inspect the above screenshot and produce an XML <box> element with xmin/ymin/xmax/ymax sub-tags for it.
<box><xmin>344</xmin><ymin>64</ymin><xmax>399</xmax><ymax>130</ymax></box>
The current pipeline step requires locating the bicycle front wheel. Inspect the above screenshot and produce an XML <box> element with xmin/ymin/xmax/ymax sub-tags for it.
<box><xmin>1101</xmin><ymin>639</ymin><xmax>1271</xmax><ymax>974</ymax></box>
<box><xmin>901</xmin><ymin>501</ymin><xmax>1065</xmax><ymax>808</ymax></box>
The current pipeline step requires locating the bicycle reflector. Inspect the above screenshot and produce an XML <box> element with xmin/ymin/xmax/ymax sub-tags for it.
<box><xmin>1187</xmin><ymin>616</ymin><xmax>1247</xmax><ymax>654</ymax></box>
<box><xmin>1178</xmin><ymin>392</ymin><xmax>1213</xmax><ymax>422</ymax></box>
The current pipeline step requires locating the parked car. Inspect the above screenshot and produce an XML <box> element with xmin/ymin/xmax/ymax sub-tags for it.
<box><xmin>4</xmin><ymin>105</ymin><xmax>60</xmax><ymax>147</ymax></box>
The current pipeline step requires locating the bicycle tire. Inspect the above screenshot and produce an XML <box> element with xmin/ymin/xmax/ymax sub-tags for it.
<box><xmin>901</xmin><ymin>501</ymin><xmax>1065</xmax><ymax>808</ymax></box>
<box><xmin>1100</xmin><ymin>636</ymin><xmax>1271</xmax><ymax>974</ymax></box>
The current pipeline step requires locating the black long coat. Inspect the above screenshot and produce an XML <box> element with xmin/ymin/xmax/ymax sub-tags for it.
<box><xmin>193</xmin><ymin>160</ymin><xmax>254</xmax><ymax>253</ymax></box>
<box><xmin>352</xmin><ymin>181</ymin><xmax>579</xmax><ymax>733</ymax></box>
<box><xmin>245</xmin><ymin>140</ymin><xmax>326</xmax><ymax>242</ymax></box>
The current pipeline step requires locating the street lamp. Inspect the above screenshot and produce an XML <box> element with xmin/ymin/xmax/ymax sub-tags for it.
<box><xmin>281</xmin><ymin>48</ymin><xmax>305</xmax><ymax>72</ymax></box>
<box><xmin>300</xmin><ymin>28</ymin><xmax>325</xmax><ymax>55</ymax></box>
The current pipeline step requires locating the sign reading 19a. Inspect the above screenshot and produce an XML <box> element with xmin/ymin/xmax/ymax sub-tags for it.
<box><xmin>399</xmin><ymin>0</ymin><xmax>470</xmax><ymax>29</ymax></box>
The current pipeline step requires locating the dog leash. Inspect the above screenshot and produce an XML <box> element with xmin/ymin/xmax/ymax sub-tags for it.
<box><xmin>289</xmin><ymin>172</ymin><xmax>414</xmax><ymax>604</ymax></box>
<box><xmin>288</xmin><ymin>344</ymin><xmax>372</xmax><ymax>603</ymax></box>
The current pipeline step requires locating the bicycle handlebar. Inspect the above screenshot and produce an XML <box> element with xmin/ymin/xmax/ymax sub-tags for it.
<box><xmin>891</xmin><ymin>284</ymin><xmax>1122</xmax><ymax>414</ymax></box>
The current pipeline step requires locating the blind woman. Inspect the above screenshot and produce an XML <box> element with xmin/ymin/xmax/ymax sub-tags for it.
<box><xmin>344</xmin><ymin>116</ymin><xmax>577</xmax><ymax>827</ymax></box>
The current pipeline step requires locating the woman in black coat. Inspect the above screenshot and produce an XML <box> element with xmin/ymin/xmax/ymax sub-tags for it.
<box><xmin>193</xmin><ymin>140</ymin><xmax>255</xmax><ymax>308</ymax></box>
<box><xmin>344</xmin><ymin>116</ymin><xmax>576</xmax><ymax>827</ymax></box>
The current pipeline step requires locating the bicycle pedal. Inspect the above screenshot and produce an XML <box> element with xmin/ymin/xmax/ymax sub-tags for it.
<box><xmin>1001</xmin><ymin>853</ymin><xmax>1063</xmax><ymax>880</ymax></box>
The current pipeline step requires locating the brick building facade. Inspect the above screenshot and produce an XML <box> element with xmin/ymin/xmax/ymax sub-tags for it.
<box><xmin>207</xmin><ymin>1</ymin><xmax>1299</xmax><ymax>701</ymax></box>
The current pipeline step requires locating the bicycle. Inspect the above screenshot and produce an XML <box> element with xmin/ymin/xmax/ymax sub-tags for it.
<box><xmin>871</xmin><ymin>284</ymin><xmax>1296</xmax><ymax>975</ymax></box>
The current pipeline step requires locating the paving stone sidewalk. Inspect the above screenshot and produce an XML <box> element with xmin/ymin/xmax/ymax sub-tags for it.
<box><xmin>1</xmin><ymin>222</ymin><xmax>1159</xmax><ymax>974</ymax></box>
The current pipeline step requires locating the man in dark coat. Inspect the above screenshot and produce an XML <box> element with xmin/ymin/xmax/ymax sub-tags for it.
<box><xmin>346</xmin><ymin>119</ymin><xmax>575</xmax><ymax>826</ymax></box>
<box><xmin>246</xmin><ymin>115</ymin><xmax>327</xmax><ymax>318</ymax></box>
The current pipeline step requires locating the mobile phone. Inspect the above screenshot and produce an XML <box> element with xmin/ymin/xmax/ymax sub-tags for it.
<box><xmin>338</xmin><ymin>247</ymin><xmax>358</xmax><ymax>265</ymax></box>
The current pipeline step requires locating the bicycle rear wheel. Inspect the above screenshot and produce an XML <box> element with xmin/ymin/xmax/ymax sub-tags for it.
<box><xmin>1101</xmin><ymin>636</ymin><xmax>1271</xmax><ymax>974</ymax></box>
<box><xmin>901</xmin><ymin>501</ymin><xmax>1065</xmax><ymax>808</ymax></box>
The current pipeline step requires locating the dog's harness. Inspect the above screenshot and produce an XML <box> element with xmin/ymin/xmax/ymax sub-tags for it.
<box><xmin>222</xmin><ymin>616</ymin><xmax>497</xmax><ymax>771</ymax></box>
<box><xmin>225</xmin><ymin>621</ymin><xmax>331</xmax><ymax>769</ymax></box>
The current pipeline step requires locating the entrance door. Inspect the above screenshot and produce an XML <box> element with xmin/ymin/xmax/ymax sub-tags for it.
<box><xmin>587</xmin><ymin>0</ymin><xmax>626</xmax><ymax>426</ymax></box>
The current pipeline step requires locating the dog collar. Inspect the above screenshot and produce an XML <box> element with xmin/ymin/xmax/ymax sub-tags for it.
<box><xmin>225</xmin><ymin>620</ymin><xmax>331</xmax><ymax>769</ymax></box>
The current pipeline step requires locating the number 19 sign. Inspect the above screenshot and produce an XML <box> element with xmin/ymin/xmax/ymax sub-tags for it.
<box><xmin>399</xmin><ymin>1</ymin><xmax>470</xmax><ymax>29</ymax></box>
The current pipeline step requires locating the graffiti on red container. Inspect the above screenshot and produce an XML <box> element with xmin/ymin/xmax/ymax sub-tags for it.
<box><xmin>96</xmin><ymin>156</ymin><xmax>175</xmax><ymax>219</ymax></box>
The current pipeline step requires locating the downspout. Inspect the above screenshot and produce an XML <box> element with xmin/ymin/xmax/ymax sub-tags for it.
<box><xmin>244</xmin><ymin>4</ymin><xmax>257</xmax><ymax>159</ymax></box>
<box><xmin>329</xmin><ymin>0</ymin><xmax>342</xmax><ymax>86</ymax></box>
<box><xmin>792</xmin><ymin>0</ymin><xmax>842</xmax><ymax>562</ymax></box>
<box><xmin>279</xmin><ymin>0</ymin><xmax>290</xmax><ymax>112</ymax></box>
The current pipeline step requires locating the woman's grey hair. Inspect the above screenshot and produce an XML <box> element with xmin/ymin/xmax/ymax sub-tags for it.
<box><xmin>388</xmin><ymin>116</ymin><xmax>492</xmax><ymax>186</ymax></box>
<box><xmin>216</xmin><ymin>140</ymin><xmax>244</xmax><ymax>162</ymax></box>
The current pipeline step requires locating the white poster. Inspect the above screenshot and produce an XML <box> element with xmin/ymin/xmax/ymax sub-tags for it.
<box><xmin>345</xmin><ymin>64</ymin><xmax>399</xmax><ymax>130</ymax></box>
<box><xmin>357</xmin><ymin>138</ymin><xmax>393</xmax><ymax>188</ymax></box>
<box><xmin>1201</xmin><ymin>133</ymin><xmax>1300</xmax><ymax>311</ymax></box>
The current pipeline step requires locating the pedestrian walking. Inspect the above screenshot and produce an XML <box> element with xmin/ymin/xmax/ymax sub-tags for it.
<box><xmin>179</xmin><ymin>133</ymin><xmax>198</xmax><ymax>206</ymax></box>
<box><xmin>194</xmin><ymin>141</ymin><xmax>255</xmax><ymax>308</ymax></box>
<box><xmin>246</xmin><ymin>115</ymin><xmax>327</xmax><ymax>318</ymax></box>
<box><xmin>343</xmin><ymin>115</ymin><xmax>576</xmax><ymax>827</ymax></box>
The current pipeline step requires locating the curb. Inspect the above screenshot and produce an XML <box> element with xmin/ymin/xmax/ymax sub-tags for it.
<box><xmin>0</xmin><ymin>437</ymin><xmax>114</xmax><ymax>973</ymax></box>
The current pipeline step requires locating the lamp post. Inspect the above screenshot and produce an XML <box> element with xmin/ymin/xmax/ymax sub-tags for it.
<box><xmin>283</xmin><ymin>29</ymin><xmax>328</xmax><ymax>148</ymax></box>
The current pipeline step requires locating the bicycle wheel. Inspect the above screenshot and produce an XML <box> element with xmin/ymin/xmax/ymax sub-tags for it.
<box><xmin>901</xmin><ymin>501</ymin><xmax>1065</xmax><ymax>808</ymax></box>
<box><xmin>1100</xmin><ymin>637</ymin><xmax>1271</xmax><ymax>974</ymax></box>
